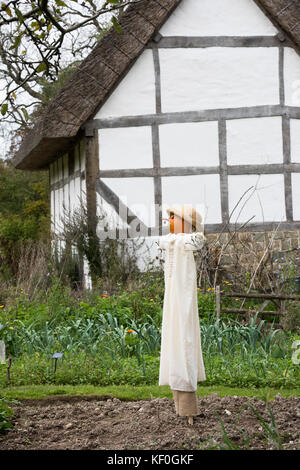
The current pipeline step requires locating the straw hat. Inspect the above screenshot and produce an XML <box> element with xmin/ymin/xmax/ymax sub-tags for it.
<box><xmin>166</xmin><ymin>205</ymin><xmax>204</xmax><ymax>233</ymax></box>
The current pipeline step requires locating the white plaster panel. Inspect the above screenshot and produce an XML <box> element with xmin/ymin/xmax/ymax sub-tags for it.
<box><xmin>125</xmin><ymin>236</ymin><xmax>162</xmax><ymax>271</ymax></box>
<box><xmin>74</xmin><ymin>177</ymin><xmax>81</xmax><ymax>211</ymax></box>
<box><xmin>227</xmin><ymin>117</ymin><xmax>283</xmax><ymax>165</ymax></box>
<box><xmin>54</xmin><ymin>189</ymin><xmax>58</xmax><ymax>232</ymax></box>
<box><xmin>95</xmin><ymin>49</ymin><xmax>155</xmax><ymax>119</ymax></box>
<box><xmin>83</xmin><ymin>258</ymin><xmax>92</xmax><ymax>290</ymax></box>
<box><xmin>67</xmin><ymin>176</ymin><xmax>81</xmax><ymax>219</ymax></box>
<box><xmin>69</xmin><ymin>178</ymin><xmax>76</xmax><ymax>217</ymax></box>
<box><xmin>58</xmin><ymin>186</ymin><xmax>64</xmax><ymax>231</ymax></box>
<box><xmin>159</xmin><ymin>122</ymin><xmax>219</xmax><ymax>167</ymax></box>
<box><xmin>292</xmin><ymin>174</ymin><xmax>300</xmax><ymax>221</ymax></box>
<box><xmin>290</xmin><ymin>119</ymin><xmax>300</xmax><ymax>163</ymax></box>
<box><xmin>161</xmin><ymin>174</ymin><xmax>222</xmax><ymax>224</ymax></box>
<box><xmin>50</xmin><ymin>189</ymin><xmax>55</xmax><ymax>232</ymax></box>
<box><xmin>96</xmin><ymin>193</ymin><xmax>128</xmax><ymax>232</ymax></box>
<box><xmin>53</xmin><ymin>188</ymin><xmax>57</xmax><ymax>233</ymax></box>
<box><xmin>159</xmin><ymin>48</ymin><xmax>279</xmax><ymax>112</ymax></box>
<box><xmin>284</xmin><ymin>48</ymin><xmax>300</xmax><ymax>107</ymax></box>
<box><xmin>99</xmin><ymin>127</ymin><xmax>153</xmax><ymax>170</ymax></box>
<box><xmin>54</xmin><ymin>189</ymin><xmax>60</xmax><ymax>233</ymax></box>
<box><xmin>81</xmin><ymin>178</ymin><xmax>86</xmax><ymax>197</ymax></box>
<box><xmin>228</xmin><ymin>174</ymin><xmax>285</xmax><ymax>223</ymax></box>
<box><xmin>103</xmin><ymin>177</ymin><xmax>155</xmax><ymax>227</ymax></box>
<box><xmin>63</xmin><ymin>181</ymin><xmax>69</xmax><ymax>217</ymax></box>
<box><xmin>160</xmin><ymin>0</ymin><xmax>278</xmax><ymax>37</ymax></box>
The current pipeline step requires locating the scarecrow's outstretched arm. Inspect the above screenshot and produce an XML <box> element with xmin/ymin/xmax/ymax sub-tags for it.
<box><xmin>183</xmin><ymin>232</ymin><xmax>206</xmax><ymax>251</ymax></box>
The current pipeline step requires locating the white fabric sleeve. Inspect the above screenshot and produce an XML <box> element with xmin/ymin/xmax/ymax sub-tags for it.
<box><xmin>183</xmin><ymin>232</ymin><xmax>206</xmax><ymax>251</ymax></box>
<box><xmin>159</xmin><ymin>234</ymin><xmax>177</xmax><ymax>250</ymax></box>
<box><xmin>159</xmin><ymin>235</ymin><xmax>169</xmax><ymax>250</ymax></box>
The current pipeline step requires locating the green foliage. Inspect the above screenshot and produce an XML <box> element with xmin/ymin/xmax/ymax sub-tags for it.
<box><xmin>1</xmin><ymin>103</ymin><xmax>8</xmax><ymax>116</ymax></box>
<box><xmin>0</xmin><ymin>159</ymin><xmax>48</xmax><ymax>218</ymax></box>
<box><xmin>0</xmin><ymin>398</ymin><xmax>16</xmax><ymax>432</ymax></box>
<box><xmin>197</xmin><ymin>291</ymin><xmax>216</xmax><ymax>319</ymax></box>
<box><xmin>0</xmin><ymin>159</ymin><xmax>50</xmax><ymax>277</ymax></box>
<box><xmin>0</xmin><ymin>268</ymin><xmax>299</xmax><ymax>391</ymax></box>
<box><xmin>0</xmin><ymin>286</ymin><xmax>299</xmax><ymax>390</ymax></box>
<box><xmin>0</xmin><ymin>352</ymin><xmax>160</xmax><ymax>387</ymax></box>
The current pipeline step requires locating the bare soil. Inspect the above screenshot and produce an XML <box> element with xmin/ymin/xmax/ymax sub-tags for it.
<box><xmin>0</xmin><ymin>394</ymin><xmax>299</xmax><ymax>450</ymax></box>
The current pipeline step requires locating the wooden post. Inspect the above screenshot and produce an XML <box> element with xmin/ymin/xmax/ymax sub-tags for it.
<box><xmin>280</xmin><ymin>300</ymin><xmax>286</xmax><ymax>328</ymax></box>
<box><xmin>6</xmin><ymin>357</ymin><xmax>11</xmax><ymax>383</ymax></box>
<box><xmin>280</xmin><ymin>300</ymin><xmax>286</xmax><ymax>315</ymax></box>
<box><xmin>84</xmin><ymin>130</ymin><xmax>100</xmax><ymax>289</ymax></box>
<box><xmin>188</xmin><ymin>416</ymin><xmax>194</xmax><ymax>425</ymax></box>
<box><xmin>215</xmin><ymin>285</ymin><xmax>221</xmax><ymax>320</ymax></box>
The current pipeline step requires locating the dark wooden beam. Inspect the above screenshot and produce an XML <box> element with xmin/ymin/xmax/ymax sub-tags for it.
<box><xmin>147</xmin><ymin>35</ymin><xmax>287</xmax><ymax>48</ymax></box>
<box><xmin>84</xmin><ymin>106</ymin><xmax>300</xmax><ymax>130</ymax></box>
<box><xmin>95</xmin><ymin>178</ymin><xmax>150</xmax><ymax>237</ymax></box>
<box><xmin>97</xmin><ymin>163</ymin><xmax>300</xmax><ymax>179</ymax></box>
<box><xmin>85</xmin><ymin>131</ymin><xmax>100</xmax><ymax>287</ymax></box>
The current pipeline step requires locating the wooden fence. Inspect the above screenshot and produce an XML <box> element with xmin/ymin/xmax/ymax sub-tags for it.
<box><xmin>214</xmin><ymin>286</ymin><xmax>300</xmax><ymax>323</ymax></box>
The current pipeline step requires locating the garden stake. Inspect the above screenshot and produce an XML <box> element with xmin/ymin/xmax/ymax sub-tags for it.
<box><xmin>52</xmin><ymin>352</ymin><xmax>64</xmax><ymax>374</ymax></box>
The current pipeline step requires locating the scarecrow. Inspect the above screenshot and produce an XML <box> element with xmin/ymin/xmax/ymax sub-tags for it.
<box><xmin>159</xmin><ymin>205</ymin><xmax>206</xmax><ymax>425</ymax></box>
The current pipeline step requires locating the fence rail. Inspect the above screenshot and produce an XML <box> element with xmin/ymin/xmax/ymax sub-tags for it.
<box><xmin>214</xmin><ymin>285</ymin><xmax>300</xmax><ymax>321</ymax></box>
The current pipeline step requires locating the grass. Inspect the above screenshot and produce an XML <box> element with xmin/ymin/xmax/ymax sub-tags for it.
<box><xmin>0</xmin><ymin>384</ymin><xmax>299</xmax><ymax>401</ymax></box>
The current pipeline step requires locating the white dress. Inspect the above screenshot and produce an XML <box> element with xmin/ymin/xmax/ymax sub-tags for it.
<box><xmin>158</xmin><ymin>232</ymin><xmax>206</xmax><ymax>392</ymax></box>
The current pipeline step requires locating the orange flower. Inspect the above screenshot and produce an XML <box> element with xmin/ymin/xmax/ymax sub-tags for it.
<box><xmin>127</xmin><ymin>329</ymin><xmax>134</xmax><ymax>334</ymax></box>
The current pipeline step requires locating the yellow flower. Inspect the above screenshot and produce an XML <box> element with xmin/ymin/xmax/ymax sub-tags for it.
<box><xmin>0</xmin><ymin>305</ymin><xmax>4</xmax><ymax>308</ymax></box>
<box><xmin>9</xmin><ymin>327</ymin><xmax>14</xmax><ymax>330</ymax></box>
<box><xmin>235</xmin><ymin>298</ymin><xmax>240</xmax><ymax>301</ymax></box>
<box><xmin>149</xmin><ymin>299</ymin><xmax>154</xmax><ymax>302</ymax></box>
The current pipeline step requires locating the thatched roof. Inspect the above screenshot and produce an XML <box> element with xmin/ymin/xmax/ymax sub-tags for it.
<box><xmin>14</xmin><ymin>0</ymin><xmax>300</xmax><ymax>170</ymax></box>
<box><xmin>255</xmin><ymin>0</ymin><xmax>300</xmax><ymax>48</ymax></box>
